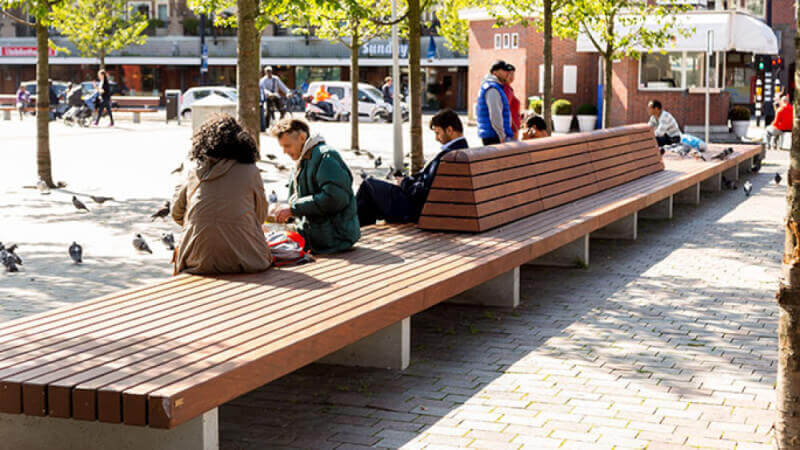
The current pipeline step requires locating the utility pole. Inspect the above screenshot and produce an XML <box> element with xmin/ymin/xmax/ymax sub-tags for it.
<box><xmin>200</xmin><ymin>13</ymin><xmax>208</xmax><ymax>85</ymax></box>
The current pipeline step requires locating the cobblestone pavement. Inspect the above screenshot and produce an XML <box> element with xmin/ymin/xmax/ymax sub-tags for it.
<box><xmin>220</xmin><ymin>150</ymin><xmax>786</xmax><ymax>450</ymax></box>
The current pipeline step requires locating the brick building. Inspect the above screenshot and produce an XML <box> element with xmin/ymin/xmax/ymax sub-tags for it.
<box><xmin>462</xmin><ymin>1</ymin><xmax>790</xmax><ymax>129</ymax></box>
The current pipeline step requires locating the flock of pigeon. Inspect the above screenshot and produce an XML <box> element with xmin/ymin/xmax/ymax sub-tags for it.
<box><xmin>1</xmin><ymin>182</ymin><xmax>179</xmax><ymax>273</ymax></box>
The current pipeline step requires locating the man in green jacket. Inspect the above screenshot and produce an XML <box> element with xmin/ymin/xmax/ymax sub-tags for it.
<box><xmin>270</xmin><ymin>118</ymin><xmax>360</xmax><ymax>254</ymax></box>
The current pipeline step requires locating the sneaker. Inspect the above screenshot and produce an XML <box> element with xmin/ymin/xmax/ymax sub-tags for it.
<box><xmin>108</xmin><ymin>123</ymin><xmax>114</xmax><ymax>128</ymax></box>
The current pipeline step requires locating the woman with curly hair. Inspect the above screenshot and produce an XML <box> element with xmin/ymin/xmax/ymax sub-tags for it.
<box><xmin>171</xmin><ymin>114</ymin><xmax>271</xmax><ymax>274</ymax></box>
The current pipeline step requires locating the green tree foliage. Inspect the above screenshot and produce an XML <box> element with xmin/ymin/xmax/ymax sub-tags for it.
<box><xmin>568</xmin><ymin>0</ymin><xmax>693</xmax><ymax>127</ymax></box>
<box><xmin>51</xmin><ymin>0</ymin><xmax>149</xmax><ymax>70</ymax></box>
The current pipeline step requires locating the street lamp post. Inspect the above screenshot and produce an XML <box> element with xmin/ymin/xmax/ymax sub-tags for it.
<box><xmin>705</xmin><ymin>30</ymin><xmax>713</xmax><ymax>145</ymax></box>
<box><xmin>391</xmin><ymin>0</ymin><xmax>402</xmax><ymax>172</ymax></box>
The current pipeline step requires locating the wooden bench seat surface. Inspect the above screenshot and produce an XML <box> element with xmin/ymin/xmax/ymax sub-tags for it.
<box><xmin>0</xmin><ymin>144</ymin><xmax>760</xmax><ymax>431</ymax></box>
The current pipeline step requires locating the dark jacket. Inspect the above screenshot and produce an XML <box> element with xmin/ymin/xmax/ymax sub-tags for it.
<box><xmin>99</xmin><ymin>78</ymin><xmax>111</xmax><ymax>101</ymax></box>
<box><xmin>400</xmin><ymin>136</ymin><xmax>469</xmax><ymax>219</ymax></box>
<box><xmin>289</xmin><ymin>137</ymin><xmax>360</xmax><ymax>254</ymax></box>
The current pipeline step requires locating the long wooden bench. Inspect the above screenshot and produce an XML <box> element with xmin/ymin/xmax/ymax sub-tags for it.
<box><xmin>110</xmin><ymin>96</ymin><xmax>160</xmax><ymax>123</ymax></box>
<box><xmin>419</xmin><ymin>124</ymin><xmax>664</xmax><ymax>232</ymax></box>
<box><xmin>0</xmin><ymin>126</ymin><xmax>762</xmax><ymax>450</ymax></box>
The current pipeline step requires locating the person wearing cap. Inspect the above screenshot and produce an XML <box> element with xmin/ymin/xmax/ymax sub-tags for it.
<box><xmin>502</xmin><ymin>65</ymin><xmax>521</xmax><ymax>140</ymax></box>
<box><xmin>476</xmin><ymin>61</ymin><xmax>515</xmax><ymax>145</ymax></box>
<box><xmin>259</xmin><ymin>66</ymin><xmax>290</xmax><ymax>130</ymax></box>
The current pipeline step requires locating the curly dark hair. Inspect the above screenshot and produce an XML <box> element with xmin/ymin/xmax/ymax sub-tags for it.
<box><xmin>189</xmin><ymin>114</ymin><xmax>258</xmax><ymax>164</ymax></box>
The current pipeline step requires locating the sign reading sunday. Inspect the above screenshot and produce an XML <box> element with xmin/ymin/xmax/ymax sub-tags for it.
<box><xmin>1</xmin><ymin>46</ymin><xmax>57</xmax><ymax>57</ymax></box>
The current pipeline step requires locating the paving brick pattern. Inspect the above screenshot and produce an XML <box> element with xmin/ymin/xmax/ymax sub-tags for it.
<box><xmin>220</xmin><ymin>152</ymin><xmax>786</xmax><ymax>449</ymax></box>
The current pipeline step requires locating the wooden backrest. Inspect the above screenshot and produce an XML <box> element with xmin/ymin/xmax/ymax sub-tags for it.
<box><xmin>111</xmin><ymin>96</ymin><xmax>160</xmax><ymax>107</ymax></box>
<box><xmin>417</xmin><ymin>124</ymin><xmax>664</xmax><ymax>232</ymax></box>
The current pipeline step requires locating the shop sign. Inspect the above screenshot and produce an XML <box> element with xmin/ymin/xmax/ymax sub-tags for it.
<box><xmin>360</xmin><ymin>42</ymin><xmax>408</xmax><ymax>58</ymax></box>
<box><xmin>1</xmin><ymin>46</ymin><xmax>56</xmax><ymax>57</ymax></box>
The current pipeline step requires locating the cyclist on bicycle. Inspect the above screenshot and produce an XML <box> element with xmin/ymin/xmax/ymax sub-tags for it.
<box><xmin>259</xmin><ymin>66</ymin><xmax>290</xmax><ymax>129</ymax></box>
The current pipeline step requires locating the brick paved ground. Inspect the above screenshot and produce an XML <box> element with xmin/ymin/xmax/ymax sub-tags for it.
<box><xmin>220</xmin><ymin>150</ymin><xmax>786</xmax><ymax>450</ymax></box>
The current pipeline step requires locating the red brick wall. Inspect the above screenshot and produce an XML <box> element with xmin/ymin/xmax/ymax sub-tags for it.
<box><xmin>468</xmin><ymin>20</ymin><xmax>598</xmax><ymax>119</ymax></box>
<box><xmin>608</xmin><ymin>59</ymin><xmax>730</xmax><ymax>128</ymax></box>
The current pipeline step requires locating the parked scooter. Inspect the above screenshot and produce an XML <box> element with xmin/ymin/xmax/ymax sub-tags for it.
<box><xmin>304</xmin><ymin>95</ymin><xmax>350</xmax><ymax>122</ymax></box>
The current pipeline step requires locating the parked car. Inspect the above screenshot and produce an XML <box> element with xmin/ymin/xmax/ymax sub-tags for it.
<box><xmin>179</xmin><ymin>86</ymin><xmax>238</xmax><ymax>119</ymax></box>
<box><xmin>19</xmin><ymin>80</ymin><xmax>70</xmax><ymax>100</ymax></box>
<box><xmin>306</xmin><ymin>81</ymin><xmax>408</xmax><ymax>122</ymax></box>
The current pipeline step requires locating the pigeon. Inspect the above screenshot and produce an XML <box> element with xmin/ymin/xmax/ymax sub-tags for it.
<box><xmin>5</xmin><ymin>244</ymin><xmax>21</xmax><ymax>265</ymax></box>
<box><xmin>743</xmin><ymin>180</ymin><xmax>753</xmax><ymax>197</ymax></box>
<box><xmin>161</xmin><ymin>233</ymin><xmax>175</xmax><ymax>251</ymax></box>
<box><xmin>90</xmin><ymin>195</ymin><xmax>114</xmax><ymax>204</ymax></box>
<box><xmin>751</xmin><ymin>159</ymin><xmax>762</xmax><ymax>173</ymax></box>
<box><xmin>72</xmin><ymin>196</ymin><xmax>90</xmax><ymax>212</ymax></box>
<box><xmin>150</xmin><ymin>201</ymin><xmax>170</xmax><ymax>221</ymax></box>
<box><xmin>37</xmin><ymin>178</ymin><xmax>50</xmax><ymax>195</ymax></box>
<box><xmin>276</xmin><ymin>163</ymin><xmax>289</xmax><ymax>172</ymax></box>
<box><xmin>170</xmin><ymin>163</ymin><xmax>183</xmax><ymax>175</ymax></box>
<box><xmin>385</xmin><ymin>166</ymin><xmax>394</xmax><ymax>180</ymax></box>
<box><xmin>0</xmin><ymin>249</ymin><xmax>19</xmax><ymax>272</ymax></box>
<box><xmin>69</xmin><ymin>242</ymin><xmax>82</xmax><ymax>264</ymax></box>
<box><xmin>268</xmin><ymin>190</ymin><xmax>278</xmax><ymax>204</ymax></box>
<box><xmin>133</xmin><ymin>234</ymin><xmax>152</xmax><ymax>254</ymax></box>
<box><xmin>360</xmin><ymin>169</ymin><xmax>369</xmax><ymax>181</ymax></box>
<box><xmin>775</xmin><ymin>173</ymin><xmax>782</xmax><ymax>185</ymax></box>
<box><xmin>264</xmin><ymin>153</ymin><xmax>277</xmax><ymax>161</ymax></box>
<box><xmin>363</xmin><ymin>150</ymin><xmax>375</xmax><ymax>160</ymax></box>
<box><xmin>374</xmin><ymin>156</ymin><xmax>382</xmax><ymax>168</ymax></box>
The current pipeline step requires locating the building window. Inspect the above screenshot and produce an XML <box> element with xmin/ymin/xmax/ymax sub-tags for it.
<box><xmin>502</xmin><ymin>33</ymin><xmax>510</xmax><ymax>49</ymax></box>
<box><xmin>563</xmin><ymin>65</ymin><xmax>577</xmax><ymax>94</ymax></box>
<box><xmin>494</xmin><ymin>34</ymin><xmax>502</xmax><ymax>50</ymax></box>
<box><xmin>129</xmin><ymin>2</ymin><xmax>151</xmax><ymax>18</ymax></box>
<box><xmin>511</xmin><ymin>33</ymin><xmax>519</xmax><ymax>49</ymax></box>
<box><xmin>743</xmin><ymin>0</ymin><xmax>765</xmax><ymax>17</ymax></box>
<box><xmin>640</xmin><ymin>51</ymin><xmax>724</xmax><ymax>91</ymax></box>
<box><xmin>640</xmin><ymin>52</ymin><xmax>682</xmax><ymax>89</ymax></box>
<box><xmin>157</xmin><ymin>3</ymin><xmax>168</xmax><ymax>22</ymax></box>
<box><xmin>538</xmin><ymin>64</ymin><xmax>554</xmax><ymax>94</ymax></box>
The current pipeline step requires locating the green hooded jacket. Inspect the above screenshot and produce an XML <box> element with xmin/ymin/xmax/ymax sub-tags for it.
<box><xmin>289</xmin><ymin>137</ymin><xmax>360</xmax><ymax>254</ymax></box>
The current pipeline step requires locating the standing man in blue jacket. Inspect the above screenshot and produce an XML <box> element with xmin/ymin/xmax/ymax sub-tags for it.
<box><xmin>476</xmin><ymin>60</ymin><xmax>515</xmax><ymax>145</ymax></box>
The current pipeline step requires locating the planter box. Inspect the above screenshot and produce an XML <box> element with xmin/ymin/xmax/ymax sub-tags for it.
<box><xmin>731</xmin><ymin>120</ymin><xmax>749</xmax><ymax>138</ymax></box>
<box><xmin>553</xmin><ymin>115</ymin><xmax>572</xmax><ymax>133</ymax></box>
<box><xmin>577</xmin><ymin>115</ymin><xmax>596</xmax><ymax>132</ymax></box>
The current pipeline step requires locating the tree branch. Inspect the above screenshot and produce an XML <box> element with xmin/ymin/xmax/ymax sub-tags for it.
<box><xmin>1</xmin><ymin>10</ymin><xmax>34</xmax><ymax>27</ymax></box>
<box><xmin>370</xmin><ymin>0</ymin><xmax>434</xmax><ymax>26</ymax></box>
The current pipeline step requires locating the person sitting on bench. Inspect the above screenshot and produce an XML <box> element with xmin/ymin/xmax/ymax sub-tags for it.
<box><xmin>764</xmin><ymin>94</ymin><xmax>792</xmax><ymax>150</ymax></box>
<box><xmin>356</xmin><ymin>109</ymin><xmax>469</xmax><ymax>225</ymax></box>
<box><xmin>521</xmin><ymin>114</ymin><xmax>548</xmax><ymax>140</ymax></box>
<box><xmin>172</xmin><ymin>114</ymin><xmax>272</xmax><ymax>275</ymax></box>
<box><xmin>270</xmin><ymin>118</ymin><xmax>361</xmax><ymax>254</ymax></box>
<box><xmin>647</xmin><ymin>99</ymin><xmax>680</xmax><ymax>147</ymax></box>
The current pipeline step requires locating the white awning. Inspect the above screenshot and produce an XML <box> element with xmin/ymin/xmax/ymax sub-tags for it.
<box><xmin>576</xmin><ymin>11</ymin><xmax>778</xmax><ymax>55</ymax></box>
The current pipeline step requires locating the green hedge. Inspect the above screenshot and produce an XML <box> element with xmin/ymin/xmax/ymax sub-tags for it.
<box><xmin>576</xmin><ymin>103</ymin><xmax>597</xmax><ymax>115</ymax></box>
<box><xmin>528</xmin><ymin>98</ymin><xmax>543</xmax><ymax>115</ymax></box>
<box><xmin>552</xmin><ymin>99</ymin><xmax>572</xmax><ymax>116</ymax></box>
<box><xmin>729</xmin><ymin>105</ymin><xmax>751</xmax><ymax>121</ymax></box>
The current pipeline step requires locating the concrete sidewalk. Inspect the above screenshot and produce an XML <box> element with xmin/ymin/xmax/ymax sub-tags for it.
<box><xmin>220</xmin><ymin>151</ymin><xmax>785</xmax><ymax>449</ymax></box>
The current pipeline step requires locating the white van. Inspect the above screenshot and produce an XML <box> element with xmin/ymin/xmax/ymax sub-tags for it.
<box><xmin>306</xmin><ymin>81</ymin><xmax>408</xmax><ymax>122</ymax></box>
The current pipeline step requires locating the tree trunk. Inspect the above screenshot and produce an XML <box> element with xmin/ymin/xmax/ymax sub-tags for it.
<box><xmin>407</xmin><ymin>0</ymin><xmax>423</xmax><ymax>174</ymax></box>
<box><xmin>236</xmin><ymin>0</ymin><xmax>260</xmax><ymax>150</ymax></box>
<box><xmin>99</xmin><ymin>48</ymin><xmax>105</xmax><ymax>71</ymax></box>
<box><xmin>350</xmin><ymin>30</ymin><xmax>360</xmax><ymax>151</ymax></box>
<box><xmin>775</xmin><ymin>9</ymin><xmax>800</xmax><ymax>446</ymax></box>
<box><xmin>602</xmin><ymin>53</ymin><xmax>612</xmax><ymax>129</ymax></box>
<box><xmin>543</xmin><ymin>0</ymin><xmax>553</xmax><ymax>134</ymax></box>
<box><xmin>36</xmin><ymin>20</ymin><xmax>54</xmax><ymax>187</ymax></box>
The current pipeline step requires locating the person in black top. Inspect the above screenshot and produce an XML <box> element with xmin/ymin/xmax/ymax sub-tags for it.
<box><xmin>381</xmin><ymin>76</ymin><xmax>393</xmax><ymax>104</ymax></box>
<box><xmin>93</xmin><ymin>69</ymin><xmax>114</xmax><ymax>127</ymax></box>
<box><xmin>356</xmin><ymin>109</ymin><xmax>468</xmax><ymax>225</ymax></box>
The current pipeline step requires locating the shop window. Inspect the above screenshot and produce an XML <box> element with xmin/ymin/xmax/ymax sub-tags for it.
<box><xmin>744</xmin><ymin>0</ymin><xmax>765</xmax><ymax>17</ymax></box>
<box><xmin>563</xmin><ymin>65</ymin><xmax>577</xmax><ymax>94</ymax></box>
<box><xmin>511</xmin><ymin>33</ymin><xmax>519</xmax><ymax>49</ymax></box>
<box><xmin>502</xmin><ymin>33</ymin><xmax>510</xmax><ymax>49</ymax></box>
<box><xmin>639</xmin><ymin>52</ymin><xmax>682</xmax><ymax>89</ymax></box>
<box><xmin>494</xmin><ymin>34</ymin><xmax>501</xmax><ymax>50</ymax></box>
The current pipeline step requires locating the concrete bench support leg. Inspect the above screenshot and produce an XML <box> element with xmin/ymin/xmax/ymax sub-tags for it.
<box><xmin>133</xmin><ymin>112</ymin><xmax>141</xmax><ymax>124</ymax></box>
<box><xmin>701</xmin><ymin>173</ymin><xmax>722</xmax><ymax>193</ymax></box>
<box><xmin>675</xmin><ymin>183</ymin><xmax>701</xmax><ymax>205</ymax></box>
<box><xmin>448</xmin><ymin>267</ymin><xmax>520</xmax><ymax>308</ymax></box>
<box><xmin>0</xmin><ymin>408</ymin><xmax>218</xmax><ymax>450</ymax></box>
<box><xmin>527</xmin><ymin>234</ymin><xmax>589</xmax><ymax>268</ymax></box>
<box><xmin>723</xmin><ymin>165</ymin><xmax>739</xmax><ymax>182</ymax></box>
<box><xmin>2</xmin><ymin>110</ymin><xmax>10</xmax><ymax>120</ymax></box>
<box><xmin>319</xmin><ymin>318</ymin><xmax>410</xmax><ymax>370</ymax></box>
<box><xmin>639</xmin><ymin>196</ymin><xmax>673</xmax><ymax>220</ymax></box>
<box><xmin>591</xmin><ymin>212</ymin><xmax>637</xmax><ymax>240</ymax></box>
<box><xmin>739</xmin><ymin>157</ymin><xmax>753</xmax><ymax>174</ymax></box>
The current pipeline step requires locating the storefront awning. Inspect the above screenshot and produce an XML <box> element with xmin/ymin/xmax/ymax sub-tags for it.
<box><xmin>576</xmin><ymin>11</ymin><xmax>778</xmax><ymax>55</ymax></box>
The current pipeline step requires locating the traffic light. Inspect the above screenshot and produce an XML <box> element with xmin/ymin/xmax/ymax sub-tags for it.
<box><xmin>758</xmin><ymin>61</ymin><xmax>765</xmax><ymax>70</ymax></box>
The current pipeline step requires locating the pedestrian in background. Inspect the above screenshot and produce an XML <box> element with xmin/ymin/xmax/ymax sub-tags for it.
<box><xmin>503</xmin><ymin>65</ymin><xmax>521</xmax><ymax>140</ymax></box>
<box><xmin>93</xmin><ymin>70</ymin><xmax>114</xmax><ymax>127</ymax></box>
<box><xmin>15</xmin><ymin>84</ymin><xmax>29</xmax><ymax>121</ymax></box>
<box><xmin>476</xmin><ymin>60</ymin><xmax>515</xmax><ymax>145</ymax></box>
